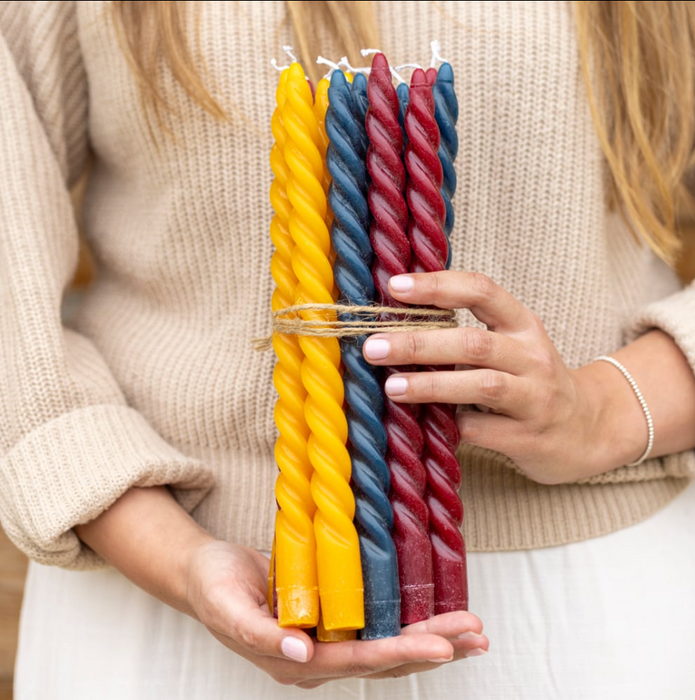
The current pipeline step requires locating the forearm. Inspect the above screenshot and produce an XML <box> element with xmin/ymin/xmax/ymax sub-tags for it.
<box><xmin>576</xmin><ymin>329</ymin><xmax>695</xmax><ymax>470</ymax></box>
<box><xmin>75</xmin><ymin>486</ymin><xmax>215</xmax><ymax>617</ymax></box>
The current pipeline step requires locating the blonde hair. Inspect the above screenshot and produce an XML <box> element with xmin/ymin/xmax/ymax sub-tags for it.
<box><xmin>112</xmin><ymin>1</ymin><xmax>695</xmax><ymax>263</ymax></box>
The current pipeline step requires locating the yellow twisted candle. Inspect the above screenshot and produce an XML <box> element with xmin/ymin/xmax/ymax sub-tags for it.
<box><xmin>270</xmin><ymin>67</ymin><xmax>319</xmax><ymax>628</ymax></box>
<box><xmin>283</xmin><ymin>62</ymin><xmax>364</xmax><ymax>632</ymax></box>
<box><xmin>312</xmin><ymin>77</ymin><xmax>340</xmax><ymax>307</ymax></box>
<box><xmin>313</xmin><ymin>77</ymin><xmax>332</xmax><ymax>201</ymax></box>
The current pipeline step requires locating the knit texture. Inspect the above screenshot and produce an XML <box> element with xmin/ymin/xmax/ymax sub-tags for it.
<box><xmin>1</xmin><ymin>1</ymin><xmax>693</xmax><ymax>568</ymax></box>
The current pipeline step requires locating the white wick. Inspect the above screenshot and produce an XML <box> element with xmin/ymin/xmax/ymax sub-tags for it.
<box><xmin>270</xmin><ymin>58</ymin><xmax>289</xmax><ymax>71</ymax></box>
<box><xmin>339</xmin><ymin>56</ymin><xmax>371</xmax><ymax>75</ymax></box>
<box><xmin>316</xmin><ymin>55</ymin><xmax>341</xmax><ymax>79</ymax></box>
<box><xmin>282</xmin><ymin>45</ymin><xmax>299</xmax><ymax>63</ymax></box>
<box><xmin>430</xmin><ymin>40</ymin><xmax>448</xmax><ymax>68</ymax></box>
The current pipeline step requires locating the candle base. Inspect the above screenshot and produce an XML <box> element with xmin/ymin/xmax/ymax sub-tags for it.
<box><xmin>359</xmin><ymin>599</ymin><xmax>401</xmax><ymax>640</ymax></box>
<box><xmin>317</xmin><ymin>618</ymin><xmax>357</xmax><ymax>642</ymax></box>
<box><xmin>276</xmin><ymin>587</ymin><xmax>320</xmax><ymax>629</ymax></box>
<box><xmin>433</xmin><ymin>549</ymin><xmax>469</xmax><ymax>614</ymax></box>
<box><xmin>318</xmin><ymin>589</ymin><xmax>365</xmax><ymax>631</ymax></box>
<box><xmin>401</xmin><ymin>583</ymin><xmax>435</xmax><ymax>625</ymax></box>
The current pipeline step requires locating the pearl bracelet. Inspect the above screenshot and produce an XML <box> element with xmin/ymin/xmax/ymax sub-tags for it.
<box><xmin>594</xmin><ymin>355</ymin><xmax>655</xmax><ymax>467</ymax></box>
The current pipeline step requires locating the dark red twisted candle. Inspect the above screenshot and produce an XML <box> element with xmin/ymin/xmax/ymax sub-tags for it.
<box><xmin>367</xmin><ymin>53</ymin><xmax>434</xmax><ymax>624</ymax></box>
<box><xmin>405</xmin><ymin>69</ymin><xmax>467</xmax><ymax>614</ymax></box>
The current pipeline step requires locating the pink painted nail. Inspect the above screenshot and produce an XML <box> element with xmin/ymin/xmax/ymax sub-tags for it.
<box><xmin>466</xmin><ymin>648</ymin><xmax>488</xmax><ymax>658</ymax></box>
<box><xmin>384</xmin><ymin>376</ymin><xmax>408</xmax><ymax>396</ymax></box>
<box><xmin>363</xmin><ymin>338</ymin><xmax>390</xmax><ymax>360</ymax></box>
<box><xmin>281</xmin><ymin>637</ymin><xmax>308</xmax><ymax>663</ymax></box>
<box><xmin>390</xmin><ymin>275</ymin><xmax>414</xmax><ymax>293</ymax></box>
<box><xmin>428</xmin><ymin>654</ymin><xmax>454</xmax><ymax>663</ymax></box>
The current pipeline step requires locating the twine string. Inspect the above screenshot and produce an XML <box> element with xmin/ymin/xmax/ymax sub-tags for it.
<box><xmin>253</xmin><ymin>303</ymin><xmax>457</xmax><ymax>351</ymax></box>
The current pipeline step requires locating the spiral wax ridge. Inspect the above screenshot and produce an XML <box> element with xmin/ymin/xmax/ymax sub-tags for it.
<box><xmin>433</xmin><ymin>63</ymin><xmax>458</xmax><ymax>252</ymax></box>
<box><xmin>405</xmin><ymin>69</ymin><xmax>466</xmax><ymax>614</ymax></box>
<box><xmin>326</xmin><ymin>70</ymin><xmax>400</xmax><ymax>640</ymax></box>
<box><xmin>270</xmin><ymin>70</ymin><xmax>319</xmax><ymax>627</ymax></box>
<box><xmin>367</xmin><ymin>54</ymin><xmax>433</xmax><ymax>624</ymax></box>
<box><xmin>283</xmin><ymin>63</ymin><xmax>363</xmax><ymax>631</ymax></box>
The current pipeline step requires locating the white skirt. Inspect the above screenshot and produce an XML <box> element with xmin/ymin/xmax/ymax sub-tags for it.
<box><xmin>15</xmin><ymin>480</ymin><xmax>695</xmax><ymax>700</ymax></box>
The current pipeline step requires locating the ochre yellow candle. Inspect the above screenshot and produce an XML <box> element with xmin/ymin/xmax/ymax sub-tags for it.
<box><xmin>270</xmin><ymin>67</ymin><xmax>319</xmax><ymax>628</ymax></box>
<box><xmin>312</xmin><ymin>76</ymin><xmax>339</xmax><ymax>302</ymax></box>
<box><xmin>283</xmin><ymin>63</ymin><xmax>364</xmax><ymax>632</ymax></box>
<box><xmin>313</xmin><ymin>77</ymin><xmax>332</xmax><ymax>200</ymax></box>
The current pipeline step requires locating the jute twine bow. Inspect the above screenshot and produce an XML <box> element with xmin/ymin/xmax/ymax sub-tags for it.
<box><xmin>253</xmin><ymin>303</ymin><xmax>457</xmax><ymax>351</ymax></box>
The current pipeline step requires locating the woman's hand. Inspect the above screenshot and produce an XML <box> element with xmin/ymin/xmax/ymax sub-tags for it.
<box><xmin>362</xmin><ymin>271</ymin><xmax>663</xmax><ymax>485</ymax></box>
<box><xmin>186</xmin><ymin>539</ymin><xmax>488</xmax><ymax>689</ymax></box>
<box><xmin>78</xmin><ymin>487</ymin><xmax>488</xmax><ymax>691</ymax></box>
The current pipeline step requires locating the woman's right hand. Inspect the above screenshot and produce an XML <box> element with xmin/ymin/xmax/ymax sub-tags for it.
<box><xmin>185</xmin><ymin>539</ymin><xmax>489</xmax><ymax>689</ymax></box>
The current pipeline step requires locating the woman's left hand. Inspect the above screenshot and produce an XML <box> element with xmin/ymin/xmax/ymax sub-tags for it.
<box><xmin>362</xmin><ymin>271</ymin><xmax>643</xmax><ymax>485</ymax></box>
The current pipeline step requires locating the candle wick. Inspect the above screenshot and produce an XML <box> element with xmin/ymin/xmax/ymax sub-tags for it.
<box><xmin>270</xmin><ymin>57</ymin><xmax>290</xmax><ymax>72</ymax></box>
<box><xmin>430</xmin><ymin>39</ymin><xmax>448</xmax><ymax>68</ymax></box>
<box><xmin>394</xmin><ymin>63</ymin><xmax>422</xmax><ymax>82</ymax></box>
<box><xmin>282</xmin><ymin>45</ymin><xmax>299</xmax><ymax>63</ymax></box>
<box><xmin>339</xmin><ymin>56</ymin><xmax>371</xmax><ymax>76</ymax></box>
<box><xmin>316</xmin><ymin>55</ymin><xmax>341</xmax><ymax>79</ymax></box>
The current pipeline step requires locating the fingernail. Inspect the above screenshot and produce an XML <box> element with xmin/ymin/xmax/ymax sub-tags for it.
<box><xmin>384</xmin><ymin>376</ymin><xmax>408</xmax><ymax>396</ymax></box>
<box><xmin>281</xmin><ymin>636</ymin><xmax>308</xmax><ymax>663</ymax></box>
<box><xmin>390</xmin><ymin>275</ymin><xmax>414</xmax><ymax>293</ymax></box>
<box><xmin>428</xmin><ymin>654</ymin><xmax>454</xmax><ymax>663</ymax></box>
<box><xmin>466</xmin><ymin>648</ymin><xmax>488</xmax><ymax>658</ymax></box>
<box><xmin>457</xmin><ymin>631</ymin><xmax>485</xmax><ymax>642</ymax></box>
<box><xmin>364</xmin><ymin>338</ymin><xmax>390</xmax><ymax>360</ymax></box>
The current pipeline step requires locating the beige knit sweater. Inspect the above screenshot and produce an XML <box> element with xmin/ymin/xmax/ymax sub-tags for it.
<box><xmin>1</xmin><ymin>0</ymin><xmax>694</xmax><ymax>570</ymax></box>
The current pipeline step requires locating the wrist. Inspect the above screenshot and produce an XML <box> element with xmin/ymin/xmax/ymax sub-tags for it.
<box><xmin>76</xmin><ymin>486</ymin><xmax>216</xmax><ymax>617</ymax></box>
<box><xmin>572</xmin><ymin>360</ymin><xmax>648</xmax><ymax>474</ymax></box>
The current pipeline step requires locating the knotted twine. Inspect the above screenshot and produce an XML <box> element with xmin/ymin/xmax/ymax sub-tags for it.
<box><xmin>253</xmin><ymin>303</ymin><xmax>457</xmax><ymax>351</ymax></box>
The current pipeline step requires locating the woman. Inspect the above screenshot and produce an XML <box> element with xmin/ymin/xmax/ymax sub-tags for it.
<box><xmin>2</xmin><ymin>1</ymin><xmax>695</xmax><ymax>697</ymax></box>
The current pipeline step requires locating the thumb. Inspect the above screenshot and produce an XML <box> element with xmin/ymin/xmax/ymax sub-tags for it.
<box><xmin>211</xmin><ymin>580</ymin><xmax>315</xmax><ymax>664</ymax></box>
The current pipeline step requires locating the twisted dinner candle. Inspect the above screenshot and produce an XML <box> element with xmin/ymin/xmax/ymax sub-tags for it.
<box><xmin>405</xmin><ymin>69</ymin><xmax>467</xmax><ymax>614</ymax></box>
<box><xmin>270</xmin><ymin>67</ymin><xmax>319</xmax><ymax>628</ymax></box>
<box><xmin>367</xmin><ymin>53</ymin><xmax>434</xmax><ymax>624</ymax></box>
<box><xmin>283</xmin><ymin>62</ymin><xmax>364</xmax><ymax>631</ymax></box>
<box><xmin>327</xmin><ymin>69</ymin><xmax>400</xmax><ymax>640</ymax></box>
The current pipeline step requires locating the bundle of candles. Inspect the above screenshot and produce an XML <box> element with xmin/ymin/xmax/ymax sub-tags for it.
<box><xmin>267</xmin><ymin>45</ymin><xmax>467</xmax><ymax>642</ymax></box>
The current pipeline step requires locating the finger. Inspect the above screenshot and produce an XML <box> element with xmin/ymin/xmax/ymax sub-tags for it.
<box><xmin>400</xmin><ymin>610</ymin><xmax>484</xmax><ymax>637</ymax></box>
<box><xmin>204</xmin><ymin>553</ymin><xmax>316</xmax><ymax>664</ymax></box>
<box><xmin>384</xmin><ymin>368</ymin><xmax>532</xmax><ymax>416</ymax></box>
<box><xmin>456</xmin><ymin>409</ymin><xmax>525</xmax><ymax>455</ymax></box>
<box><xmin>307</xmin><ymin>631</ymin><xmax>456</xmax><ymax>678</ymax></box>
<box><xmin>363</xmin><ymin>327</ymin><xmax>531</xmax><ymax>373</ymax></box>
<box><xmin>265</xmin><ymin>630</ymin><xmax>459</xmax><ymax>687</ymax></box>
<box><xmin>401</xmin><ymin>611</ymin><xmax>489</xmax><ymax>659</ymax></box>
<box><xmin>388</xmin><ymin>271</ymin><xmax>536</xmax><ymax>334</ymax></box>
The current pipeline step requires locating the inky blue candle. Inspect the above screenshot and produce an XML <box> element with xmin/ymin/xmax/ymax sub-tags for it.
<box><xmin>326</xmin><ymin>70</ymin><xmax>400</xmax><ymax>640</ymax></box>
<box><xmin>350</xmin><ymin>72</ymin><xmax>370</xmax><ymax>155</ymax></box>
<box><xmin>396</xmin><ymin>82</ymin><xmax>409</xmax><ymax>156</ymax></box>
<box><xmin>432</xmin><ymin>62</ymin><xmax>458</xmax><ymax>265</ymax></box>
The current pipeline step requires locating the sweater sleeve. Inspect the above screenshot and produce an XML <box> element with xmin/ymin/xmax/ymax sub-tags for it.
<box><xmin>0</xmin><ymin>1</ymin><xmax>214</xmax><ymax>570</ymax></box>
<box><xmin>626</xmin><ymin>280</ymin><xmax>695</xmax><ymax>373</ymax></box>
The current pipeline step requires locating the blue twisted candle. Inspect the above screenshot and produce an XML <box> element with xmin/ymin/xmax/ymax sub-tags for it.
<box><xmin>326</xmin><ymin>70</ymin><xmax>400</xmax><ymax>640</ymax></box>
<box><xmin>351</xmin><ymin>72</ymin><xmax>370</xmax><ymax>128</ymax></box>
<box><xmin>432</xmin><ymin>63</ymin><xmax>458</xmax><ymax>264</ymax></box>
<box><xmin>396</xmin><ymin>82</ymin><xmax>410</xmax><ymax>161</ymax></box>
<box><xmin>396</xmin><ymin>82</ymin><xmax>410</xmax><ymax>135</ymax></box>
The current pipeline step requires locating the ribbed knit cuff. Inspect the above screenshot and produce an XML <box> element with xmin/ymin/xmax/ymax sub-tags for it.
<box><xmin>0</xmin><ymin>405</ymin><xmax>215</xmax><ymax>570</ymax></box>
<box><xmin>626</xmin><ymin>282</ymin><xmax>695</xmax><ymax>375</ymax></box>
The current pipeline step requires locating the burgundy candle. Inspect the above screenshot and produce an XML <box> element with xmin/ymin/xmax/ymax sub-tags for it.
<box><xmin>367</xmin><ymin>53</ymin><xmax>434</xmax><ymax>624</ymax></box>
<box><xmin>404</xmin><ymin>69</ymin><xmax>467</xmax><ymax>614</ymax></box>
